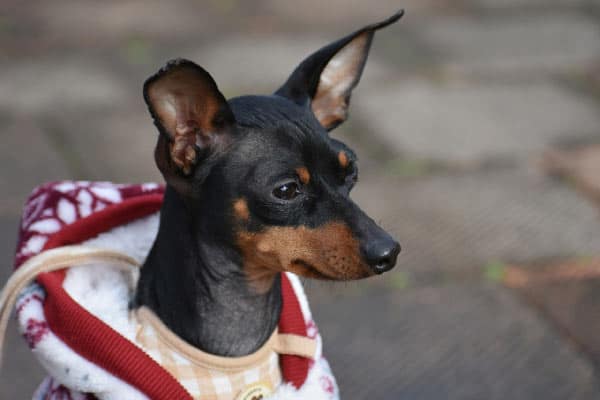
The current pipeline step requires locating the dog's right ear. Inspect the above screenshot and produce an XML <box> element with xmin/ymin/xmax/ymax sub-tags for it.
<box><xmin>144</xmin><ymin>59</ymin><xmax>236</xmax><ymax>184</ymax></box>
<box><xmin>276</xmin><ymin>11</ymin><xmax>403</xmax><ymax>131</ymax></box>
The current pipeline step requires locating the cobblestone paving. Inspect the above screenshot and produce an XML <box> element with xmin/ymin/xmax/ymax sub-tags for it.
<box><xmin>1</xmin><ymin>1</ymin><xmax>600</xmax><ymax>399</ymax></box>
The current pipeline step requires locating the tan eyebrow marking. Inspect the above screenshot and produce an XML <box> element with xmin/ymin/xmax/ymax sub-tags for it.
<box><xmin>233</xmin><ymin>198</ymin><xmax>250</xmax><ymax>221</ymax></box>
<box><xmin>338</xmin><ymin>151</ymin><xmax>349</xmax><ymax>169</ymax></box>
<box><xmin>296</xmin><ymin>167</ymin><xmax>311</xmax><ymax>184</ymax></box>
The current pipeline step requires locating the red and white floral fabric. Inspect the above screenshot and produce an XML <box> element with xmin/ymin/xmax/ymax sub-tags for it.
<box><xmin>16</xmin><ymin>181</ymin><xmax>162</xmax><ymax>268</ymax></box>
<box><xmin>12</xmin><ymin>181</ymin><xmax>339</xmax><ymax>400</ymax></box>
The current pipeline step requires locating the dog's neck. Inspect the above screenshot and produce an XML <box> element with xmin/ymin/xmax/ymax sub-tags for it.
<box><xmin>135</xmin><ymin>186</ymin><xmax>282</xmax><ymax>357</ymax></box>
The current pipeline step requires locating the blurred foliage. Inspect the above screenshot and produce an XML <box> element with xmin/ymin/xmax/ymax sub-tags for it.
<box><xmin>387</xmin><ymin>271</ymin><xmax>411</xmax><ymax>290</ymax></box>
<box><xmin>386</xmin><ymin>158</ymin><xmax>433</xmax><ymax>178</ymax></box>
<box><xmin>484</xmin><ymin>261</ymin><xmax>507</xmax><ymax>282</ymax></box>
<box><xmin>122</xmin><ymin>38</ymin><xmax>153</xmax><ymax>65</ymax></box>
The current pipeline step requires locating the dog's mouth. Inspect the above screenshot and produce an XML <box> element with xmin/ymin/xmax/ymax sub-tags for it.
<box><xmin>290</xmin><ymin>259</ymin><xmax>335</xmax><ymax>280</ymax></box>
<box><xmin>289</xmin><ymin>259</ymin><xmax>373</xmax><ymax>281</ymax></box>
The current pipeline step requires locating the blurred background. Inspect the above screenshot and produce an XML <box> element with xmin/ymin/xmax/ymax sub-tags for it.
<box><xmin>2</xmin><ymin>0</ymin><xmax>600</xmax><ymax>398</ymax></box>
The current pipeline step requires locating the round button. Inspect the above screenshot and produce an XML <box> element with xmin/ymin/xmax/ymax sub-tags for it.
<box><xmin>236</xmin><ymin>382</ymin><xmax>273</xmax><ymax>400</ymax></box>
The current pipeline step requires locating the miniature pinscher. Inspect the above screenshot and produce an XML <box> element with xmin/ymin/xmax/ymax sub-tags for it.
<box><xmin>135</xmin><ymin>11</ymin><xmax>402</xmax><ymax>358</ymax></box>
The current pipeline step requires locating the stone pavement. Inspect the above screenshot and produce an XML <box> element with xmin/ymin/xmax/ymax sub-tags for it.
<box><xmin>2</xmin><ymin>1</ymin><xmax>600</xmax><ymax>399</ymax></box>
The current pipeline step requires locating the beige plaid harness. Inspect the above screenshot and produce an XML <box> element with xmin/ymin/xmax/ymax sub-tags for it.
<box><xmin>134</xmin><ymin>307</ymin><xmax>317</xmax><ymax>400</ymax></box>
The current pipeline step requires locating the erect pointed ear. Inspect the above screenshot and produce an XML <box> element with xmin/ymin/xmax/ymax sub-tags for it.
<box><xmin>275</xmin><ymin>10</ymin><xmax>403</xmax><ymax>131</ymax></box>
<box><xmin>143</xmin><ymin>59</ymin><xmax>236</xmax><ymax>177</ymax></box>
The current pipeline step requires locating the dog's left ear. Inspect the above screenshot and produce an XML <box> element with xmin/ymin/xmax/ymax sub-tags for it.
<box><xmin>144</xmin><ymin>59</ymin><xmax>236</xmax><ymax>177</ymax></box>
<box><xmin>276</xmin><ymin>10</ymin><xmax>403</xmax><ymax>131</ymax></box>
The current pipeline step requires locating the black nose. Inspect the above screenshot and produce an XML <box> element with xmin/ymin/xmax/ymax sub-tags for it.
<box><xmin>364</xmin><ymin>239</ymin><xmax>401</xmax><ymax>274</ymax></box>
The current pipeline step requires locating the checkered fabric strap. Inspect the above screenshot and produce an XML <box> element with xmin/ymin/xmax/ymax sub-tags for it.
<box><xmin>137</xmin><ymin>305</ymin><xmax>317</xmax><ymax>365</ymax></box>
<box><xmin>274</xmin><ymin>334</ymin><xmax>316</xmax><ymax>359</ymax></box>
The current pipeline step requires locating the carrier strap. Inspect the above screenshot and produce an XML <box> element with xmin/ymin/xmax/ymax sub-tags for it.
<box><xmin>0</xmin><ymin>246</ymin><xmax>139</xmax><ymax>369</ymax></box>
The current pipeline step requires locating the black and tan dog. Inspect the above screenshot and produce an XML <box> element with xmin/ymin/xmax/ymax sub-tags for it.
<box><xmin>135</xmin><ymin>11</ymin><xmax>402</xmax><ymax>363</ymax></box>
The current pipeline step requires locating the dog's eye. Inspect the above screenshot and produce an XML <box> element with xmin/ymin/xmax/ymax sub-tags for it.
<box><xmin>273</xmin><ymin>181</ymin><xmax>301</xmax><ymax>200</ymax></box>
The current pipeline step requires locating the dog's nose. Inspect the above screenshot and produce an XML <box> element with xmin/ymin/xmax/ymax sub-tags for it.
<box><xmin>364</xmin><ymin>239</ymin><xmax>400</xmax><ymax>274</ymax></box>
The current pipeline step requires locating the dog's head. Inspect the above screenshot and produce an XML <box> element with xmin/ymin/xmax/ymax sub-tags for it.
<box><xmin>143</xmin><ymin>11</ymin><xmax>402</xmax><ymax>291</ymax></box>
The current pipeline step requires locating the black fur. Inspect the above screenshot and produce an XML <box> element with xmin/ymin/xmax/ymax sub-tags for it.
<box><xmin>135</xmin><ymin>11</ymin><xmax>403</xmax><ymax>357</ymax></box>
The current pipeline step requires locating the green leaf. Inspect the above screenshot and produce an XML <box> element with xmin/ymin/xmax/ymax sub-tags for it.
<box><xmin>484</xmin><ymin>261</ymin><xmax>506</xmax><ymax>282</ymax></box>
<box><xmin>388</xmin><ymin>271</ymin><xmax>410</xmax><ymax>290</ymax></box>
